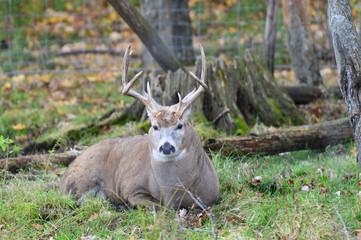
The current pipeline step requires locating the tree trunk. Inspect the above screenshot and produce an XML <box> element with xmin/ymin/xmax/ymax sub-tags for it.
<box><xmin>141</xmin><ymin>0</ymin><xmax>195</xmax><ymax>66</ymax></box>
<box><xmin>263</xmin><ymin>0</ymin><xmax>279</xmax><ymax>75</ymax></box>
<box><xmin>282</xmin><ymin>0</ymin><xmax>323</xmax><ymax>86</ymax></box>
<box><xmin>328</xmin><ymin>0</ymin><xmax>361</xmax><ymax>169</ymax></box>
<box><xmin>204</xmin><ymin>118</ymin><xmax>352</xmax><ymax>156</ymax></box>
<box><xmin>282</xmin><ymin>85</ymin><xmax>342</xmax><ymax>104</ymax></box>
<box><xmin>106</xmin><ymin>0</ymin><xmax>183</xmax><ymax>72</ymax></box>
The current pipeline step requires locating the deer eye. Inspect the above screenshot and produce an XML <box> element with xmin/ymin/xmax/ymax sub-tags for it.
<box><xmin>153</xmin><ymin>125</ymin><xmax>159</xmax><ymax>130</ymax></box>
<box><xmin>176</xmin><ymin>124</ymin><xmax>183</xmax><ymax>130</ymax></box>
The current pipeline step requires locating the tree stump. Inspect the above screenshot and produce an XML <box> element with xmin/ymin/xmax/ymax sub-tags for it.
<box><xmin>147</xmin><ymin>49</ymin><xmax>304</xmax><ymax>133</ymax></box>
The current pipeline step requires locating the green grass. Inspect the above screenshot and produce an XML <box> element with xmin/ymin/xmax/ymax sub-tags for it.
<box><xmin>1</xmin><ymin>143</ymin><xmax>360</xmax><ymax>239</ymax></box>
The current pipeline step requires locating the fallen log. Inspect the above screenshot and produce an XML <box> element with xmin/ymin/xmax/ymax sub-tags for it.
<box><xmin>0</xmin><ymin>150</ymin><xmax>81</xmax><ymax>173</ymax></box>
<box><xmin>282</xmin><ymin>85</ymin><xmax>342</xmax><ymax>105</ymax></box>
<box><xmin>204</xmin><ymin>118</ymin><xmax>352</xmax><ymax>156</ymax></box>
<box><xmin>2</xmin><ymin>119</ymin><xmax>353</xmax><ymax>172</ymax></box>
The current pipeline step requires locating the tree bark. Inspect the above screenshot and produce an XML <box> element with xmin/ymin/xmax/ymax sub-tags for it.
<box><xmin>204</xmin><ymin>118</ymin><xmax>352</xmax><ymax>156</ymax></box>
<box><xmin>141</xmin><ymin>0</ymin><xmax>195</xmax><ymax>65</ymax></box>
<box><xmin>282</xmin><ymin>85</ymin><xmax>342</xmax><ymax>104</ymax></box>
<box><xmin>282</xmin><ymin>0</ymin><xmax>323</xmax><ymax>86</ymax></box>
<box><xmin>328</xmin><ymin>0</ymin><xmax>361</xmax><ymax>169</ymax></box>
<box><xmin>106</xmin><ymin>0</ymin><xmax>183</xmax><ymax>72</ymax></box>
<box><xmin>263</xmin><ymin>0</ymin><xmax>279</xmax><ymax>75</ymax></box>
<box><xmin>0</xmin><ymin>151</ymin><xmax>81</xmax><ymax>173</ymax></box>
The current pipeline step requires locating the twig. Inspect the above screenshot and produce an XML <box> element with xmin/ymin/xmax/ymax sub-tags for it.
<box><xmin>334</xmin><ymin>206</ymin><xmax>350</xmax><ymax>240</ymax></box>
<box><xmin>225</xmin><ymin>218</ymin><xmax>240</xmax><ymax>240</ymax></box>
<box><xmin>212</xmin><ymin>108</ymin><xmax>230</xmax><ymax>125</ymax></box>
<box><xmin>176</xmin><ymin>179</ymin><xmax>218</xmax><ymax>240</ymax></box>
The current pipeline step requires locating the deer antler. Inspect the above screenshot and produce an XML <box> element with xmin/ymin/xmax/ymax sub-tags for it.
<box><xmin>122</xmin><ymin>45</ymin><xmax>160</xmax><ymax>116</ymax></box>
<box><xmin>176</xmin><ymin>45</ymin><xmax>208</xmax><ymax>117</ymax></box>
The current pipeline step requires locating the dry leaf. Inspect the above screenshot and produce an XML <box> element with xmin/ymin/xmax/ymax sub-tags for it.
<box><xmin>12</xmin><ymin>123</ymin><xmax>26</xmax><ymax>131</ymax></box>
<box><xmin>319</xmin><ymin>187</ymin><xmax>329</xmax><ymax>194</ymax></box>
<box><xmin>353</xmin><ymin>229</ymin><xmax>361</xmax><ymax>240</ymax></box>
<box><xmin>301</xmin><ymin>184</ymin><xmax>310</xmax><ymax>192</ymax></box>
<box><xmin>226</xmin><ymin>216</ymin><xmax>245</xmax><ymax>224</ymax></box>
<box><xmin>351</xmin><ymin>147</ymin><xmax>357</xmax><ymax>156</ymax></box>
<box><xmin>31</xmin><ymin>223</ymin><xmax>44</xmax><ymax>231</ymax></box>
<box><xmin>251</xmin><ymin>176</ymin><xmax>262</xmax><ymax>186</ymax></box>
<box><xmin>88</xmin><ymin>210</ymin><xmax>102</xmax><ymax>221</ymax></box>
<box><xmin>2</xmin><ymin>82</ymin><xmax>12</xmax><ymax>90</ymax></box>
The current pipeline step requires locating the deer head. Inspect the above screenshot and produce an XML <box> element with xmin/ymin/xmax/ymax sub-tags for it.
<box><xmin>122</xmin><ymin>45</ymin><xmax>208</xmax><ymax>162</ymax></box>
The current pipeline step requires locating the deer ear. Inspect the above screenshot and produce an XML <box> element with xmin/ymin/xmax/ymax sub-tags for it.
<box><xmin>180</xmin><ymin>104</ymin><xmax>192</xmax><ymax>121</ymax></box>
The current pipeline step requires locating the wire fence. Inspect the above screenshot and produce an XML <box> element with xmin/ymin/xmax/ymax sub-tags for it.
<box><xmin>0</xmin><ymin>0</ymin><xmax>360</xmax><ymax>76</ymax></box>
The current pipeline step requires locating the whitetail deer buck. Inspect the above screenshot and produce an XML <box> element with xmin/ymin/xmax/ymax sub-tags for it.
<box><xmin>59</xmin><ymin>45</ymin><xmax>219</xmax><ymax>209</ymax></box>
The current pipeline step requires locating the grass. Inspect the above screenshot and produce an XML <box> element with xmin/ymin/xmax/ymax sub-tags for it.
<box><xmin>0</xmin><ymin>59</ymin><xmax>356</xmax><ymax>238</ymax></box>
<box><xmin>1</xmin><ymin>143</ymin><xmax>360</xmax><ymax>239</ymax></box>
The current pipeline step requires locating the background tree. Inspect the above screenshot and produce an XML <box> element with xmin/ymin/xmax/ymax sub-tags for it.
<box><xmin>282</xmin><ymin>0</ymin><xmax>323</xmax><ymax>86</ymax></box>
<box><xmin>263</xmin><ymin>0</ymin><xmax>279</xmax><ymax>75</ymax></box>
<box><xmin>106</xmin><ymin>0</ymin><xmax>183</xmax><ymax>72</ymax></box>
<box><xmin>141</xmin><ymin>0</ymin><xmax>195</xmax><ymax>66</ymax></box>
<box><xmin>328</xmin><ymin>0</ymin><xmax>361</xmax><ymax>169</ymax></box>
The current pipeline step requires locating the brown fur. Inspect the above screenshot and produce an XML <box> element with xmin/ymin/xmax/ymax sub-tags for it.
<box><xmin>59</xmin><ymin>109</ymin><xmax>219</xmax><ymax>209</ymax></box>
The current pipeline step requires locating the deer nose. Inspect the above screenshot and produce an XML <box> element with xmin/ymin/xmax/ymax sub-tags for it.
<box><xmin>159</xmin><ymin>142</ymin><xmax>175</xmax><ymax>155</ymax></box>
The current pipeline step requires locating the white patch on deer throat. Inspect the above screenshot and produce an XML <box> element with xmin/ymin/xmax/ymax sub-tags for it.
<box><xmin>152</xmin><ymin>149</ymin><xmax>186</xmax><ymax>162</ymax></box>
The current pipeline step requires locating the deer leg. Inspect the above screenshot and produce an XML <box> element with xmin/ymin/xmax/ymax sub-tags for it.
<box><xmin>128</xmin><ymin>192</ymin><xmax>161</xmax><ymax>211</ymax></box>
<box><xmin>78</xmin><ymin>186</ymin><xmax>107</xmax><ymax>202</ymax></box>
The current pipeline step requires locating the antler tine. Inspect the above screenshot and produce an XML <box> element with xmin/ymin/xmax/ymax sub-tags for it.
<box><xmin>176</xmin><ymin>92</ymin><xmax>183</xmax><ymax>116</ymax></box>
<box><xmin>176</xmin><ymin>45</ymin><xmax>208</xmax><ymax>117</ymax></box>
<box><xmin>122</xmin><ymin>45</ymin><xmax>159</xmax><ymax>115</ymax></box>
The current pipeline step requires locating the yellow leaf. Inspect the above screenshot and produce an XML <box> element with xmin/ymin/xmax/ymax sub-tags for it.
<box><xmin>351</xmin><ymin>147</ymin><xmax>357</xmax><ymax>156</ymax></box>
<box><xmin>229</xmin><ymin>25</ymin><xmax>237</xmax><ymax>34</ymax></box>
<box><xmin>57</xmin><ymin>108</ymin><xmax>65</xmax><ymax>116</ymax></box>
<box><xmin>2</xmin><ymin>82</ymin><xmax>12</xmax><ymax>90</ymax></box>
<box><xmin>65</xmin><ymin>2</ymin><xmax>73</xmax><ymax>10</ymax></box>
<box><xmin>108</xmin><ymin>12</ymin><xmax>118</xmax><ymax>21</ymax></box>
<box><xmin>12</xmin><ymin>123</ymin><xmax>26</xmax><ymax>131</ymax></box>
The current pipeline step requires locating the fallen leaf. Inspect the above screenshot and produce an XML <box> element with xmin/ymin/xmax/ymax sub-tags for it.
<box><xmin>226</xmin><ymin>215</ymin><xmax>245</xmax><ymax>224</ymax></box>
<box><xmin>31</xmin><ymin>223</ymin><xmax>44</xmax><ymax>231</ymax></box>
<box><xmin>351</xmin><ymin>147</ymin><xmax>357</xmax><ymax>156</ymax></box>
<box><xmin>53</xmin><ymin>169</ymin><xmax>62</xmax><ymax>175</ymax></box>
<box><xmin>88</xmin><ymin>210</ymin><xmax>102</xmax><ymax>221</ymax></box>
<box><xmin>2</xmin><ymin>82</ymin><xmax>12</xmax><ymax>90</ymax></box>
<box><xmin>251</xmin><ymin>176</ymin><xmax>262</xmax><ymax>186</ymax></box>
<box><xmin>353</xmin><ymin>229</ymin><xmax>361</xmax><ymax>240</ymax></box>
<box><xmin>287</xmin><ymin>179</ymin><xmax>294</xmax><ymax>185</ymax></box>
<box><xmin>301</xmin><ymin>184</ymin><xmax>310</xmax><ymax>192</ymax></box>
<box><xmin>319</xmin><ymin>187</ymin><xmax>329</xmax><ymax>194</ymax></box>
<box><xmin>12</xmin><ymin>123</ymin><xmax>26</xmax><ymax>131</ymax></box>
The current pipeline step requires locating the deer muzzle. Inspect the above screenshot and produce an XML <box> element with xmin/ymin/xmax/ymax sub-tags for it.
<box><xmin>159</xmin><ymin>142</ymin><xmax>175</xmax><ymax>155</ymax></box>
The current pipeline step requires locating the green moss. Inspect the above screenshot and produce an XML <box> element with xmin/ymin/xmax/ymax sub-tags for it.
<box><xmin>267</xmin><ymin>98</ymin><xmax>288</xmax><ymax>125</ymax></box>
<box><xmin>234</xmin><ymin>116</ymin><xmax>251</xmax><ymax>135</ymax></box>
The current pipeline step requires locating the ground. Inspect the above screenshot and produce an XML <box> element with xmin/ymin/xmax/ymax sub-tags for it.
<box><xmin>1</xmin><ymin>68</ymin><xmax>360</xmax><ymax>239</ymax></box>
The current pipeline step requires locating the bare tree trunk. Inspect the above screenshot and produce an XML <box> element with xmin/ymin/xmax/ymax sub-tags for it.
<box><xmin>141</xmin><ymin>0</ymin><xmax>194</xmax><ymax>66</ymax></box>
<box><xmin>107</xmin><ymin>0</ymin><xmax>183</xmax><ymax>72</ymax></box>
<box><xmin>328</xmin><ymin>0</ymin><xmax>361</xmax><ymax>169</ymax></box>
<box><xmin>282</xmin><ymin>0</ymin><xmax>323</xmax><ymax>86</ymax></box>
<box><xmin>263</xmin><ymin>0</ymin><xmax>279</xmax><ymax>75</ymax></box>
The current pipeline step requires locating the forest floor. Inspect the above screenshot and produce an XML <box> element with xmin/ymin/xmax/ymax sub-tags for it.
<box><xmin>1</xmin><ymin>68</ymin><xmax>360</xmax><ymax>239</ymax></box>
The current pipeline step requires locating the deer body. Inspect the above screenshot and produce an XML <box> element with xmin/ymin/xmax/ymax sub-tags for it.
<box><xmin>59</xmin><ymin>46</ymin><xmax>219</xmax><ymax>209</ymax></box>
